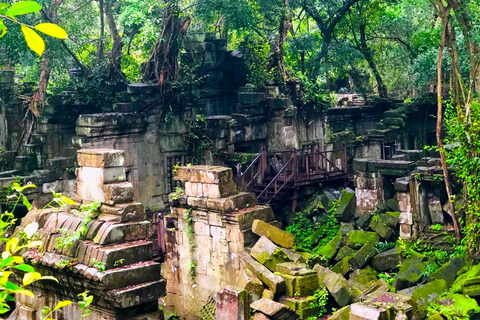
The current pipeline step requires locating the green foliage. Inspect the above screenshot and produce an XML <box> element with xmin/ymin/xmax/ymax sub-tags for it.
<box><xmin>239</xmin><ymin>34</ymin><xmax>273</xmax><ymax>88</ymax></box>
<box><xmin>374</xmin><ymin>241</ymin><xmax>396</xmax><ymax>254</ymax></box>
<box><xmin>444</xmin><ymin>98</ymin><xmax>480</xmax><ymax>258</ymax></box>
<box><xmin>184</xmin><ymin>208</ymin><xmax>196</xmax><ymax>282</ymax></box>
<box><xmin>306</xmin><ymin>288</ymin><xmax>329</xmax><ymax>320</ymax></box>
<box><xmin>77</xmin><ymin>291</ymin><xmax>93</xmax><ymax>318</ymax></box>
<box><xmin>286</xmin><ymin>200</ymin><xmax>340</xmax><ymax>253</ymax></box>
<box><xmin>0</xmin><ymin>182</ymin><xmax>80</xmax><ymax>316</ymax></box>
<box><xmin>378</xmin><ymin>271</ymin><xmax>397</xmax><ymax>287</ymax></box>
<box><xmin>184</xmin><ymin>114</ymin><xmax>214</xmax><ymax>164</ymax></box>
<box><xmin>0</xmin><ymin>1</ymin><xmax>67</xmax><ymax>56</ymax></box>
<box><xmin>55</xmin><ymin>201</ymin><xmax>101</xmax><ymax>250</ymax></box>
<box><xmin>90</xmin><ymin>258</ymin><xmax>106</xmax><ymax>271</ymax></box>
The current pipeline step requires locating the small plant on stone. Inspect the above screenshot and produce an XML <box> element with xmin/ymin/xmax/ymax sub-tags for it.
<box><xmin>0</xmin><ymin>182</ymin><xmax>77</xmax><ymax>315</ymax></box>
<box><xmin>90</xmin><ymin>258</ymin><xmax>106</xmax><ymax>271</ymax></box>
<box><xmin>78</xmin><ymin>291</ymin><xmax>94</xmax><ymax>318</ymax></box>
<box><xmin>114</xmin><ymin>259</ymin><xmax>125</xmax><ymax>267</ymax></box>
<box><xmin>41</xmin><ymin>300</ymin><xmax>73</xmax><ymax>320</ymax></box>
<box><xmin>374</xmin><ymin>241</ymin><xmax>396</xmax><ymax>254</ymax></box>
<box><xmin>430</xmin><ymin>224</ymin><xmax>443</xmax><ymax>231</ymax></box>
<box><xmin>171</xmin><ymin>187</ymin><xmax>185</xmax><ymax>201</ymax></box>
<box><xmin>378</xmin><ymin>272</ymin><xmax>397</xmax><ymax>287</ymax></box>
<box><xmin>306</xmin><ymin>287</ymin><xmax>329</xmax><ymax>320</ymax></box>
<box><xmin>54</xmin><ymin>258</ymin><xmax>78</xmax><ymax>270</ymax></box>
<box><xmin>184</xmin><ymin>208</ymin><xmax>197</xmax><ymax>282</ymax></box>
<box><xmin>55</xmin><ymin>201</ymin><xmax>101</xmax><ymax>250</ymax></box>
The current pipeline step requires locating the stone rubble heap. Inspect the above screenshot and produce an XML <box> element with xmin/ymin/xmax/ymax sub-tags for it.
<box><xmin>15</xmin><ymin>149</ymin><xmax>165</xmax><ymax>320</ymax></box>
<box><xmin>237</xmin><ymin>189</ymin><xmax>480</xmax><ymax>320</ymax></box>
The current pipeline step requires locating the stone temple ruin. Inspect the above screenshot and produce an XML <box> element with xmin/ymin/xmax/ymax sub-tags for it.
<box><xmin>0</xmin><ymin>33</ymin><xmax>477</xmax><ymax>320</ymax></box>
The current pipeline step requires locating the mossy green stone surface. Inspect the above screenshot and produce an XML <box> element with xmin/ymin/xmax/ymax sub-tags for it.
<box><xmin>433</xmin><ymin>293</ymin><xmax>480</xmax><ymax>319</ymax></box>
<box><xmin>328</xmin><ymin>305</ymin><xmax>350</xmax><ymax>320</ymax></box>
<box><xmin>451</xmin><ymin>263</ymin><xmax>480</xmax><ymax>293</ymax></box>
<box><xmin>347</xmin><ymin>230</ymin><xmax>380</xmax><ymax>249</ymax></box>
<box><xmin>411</xmin><ymin>279</ymin><xmax>447</xmax><ymax>318</ymax></box>
<box><xmin>395</xmin><ymin>255</ymin><xmax>428</xmax><ymax>290</ymax></box>
<box><xmin>334</xmin><ymin>190</ymin><xmax>356</xmax><ymax>222</ymax></box>
<box><xmin>280</xmin><ymin>296</ymin><xmax>319</xmax><ymax>320</ymax></box>
<box><xmin>335</xmin><ymin>246</ymin><xmax>356</xmax><ymax>261</ymax></box>
<box><xmin>430</xmin><ymin>256</ymin><xmax>465</xmax><ymax>287</ymax></box>
<box><xmin>316</xmin><ymin>228</ymin><xmax>342</xmax><ymax>259</ymax></box>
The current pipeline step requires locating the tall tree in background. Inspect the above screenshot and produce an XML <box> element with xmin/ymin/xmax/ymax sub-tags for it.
<box><xmin>302</xmin><ymin>0</ymin><xmax>361</xmax><ymax>77</ymax></box>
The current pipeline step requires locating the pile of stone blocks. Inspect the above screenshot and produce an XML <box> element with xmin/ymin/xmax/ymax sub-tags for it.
<box><xmin>15</xmin><ymin>149</ymin><xmax>165</xmax><ymax>320</ymax></box>
<box><xmin>164</xmin><ymin>165</ymin><xmax>279</xmax><ymax>317</ymax></box>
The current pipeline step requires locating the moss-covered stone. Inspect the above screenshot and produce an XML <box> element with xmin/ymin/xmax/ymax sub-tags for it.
<box><xmin>395</xmin><ymin>255</ymin><xmax>428</xmax><ymax>291</ymax></box>
<box><xmin>381</xmin><ymin>211</ymin><xmax>401</xmax><ymax>227</ymax></box>
<box><xmin>316</xmin><ymin>228</ymin><xmax>342</xmax><ymax>260</ymax></box>
<box><xmin>328</xmin><ymin>305</ymin><xmax>350</xmax><ymax>320</ymax></box>
<box><xmin>462</xmin><ymin>276</ymin><xmax>480</xmax><ymax>297</ymax></box>
<box><xmin>275</xmin><ymin>265</ymin><xmax>318</xmax><ymax>297</ymax></box>
<box><xmin>347</xmin><ymin>230</ymin><xmax>380</xmax><ymax>249</ymax></box>
<box><xmin>372</xmin><ymin>247</ymin><xmax>403</xmax><ymax>271</ymax></box>
<box><xmin>348</xmin><ymin>266</ymin><xmax>378</xmax><ymax>291</ymax></box>
<box><xmin>451</xmin><ymin>263</ymin><xmax>480</xmax><ymax>293</ymax></box>
<box><xmin>279</xmin><ymin>296</ymin><xmax>318</xmax><ymax>320</ymax></box>
<box><xmin>430</xmin><ymin>256</ymin><xmax>465</xmax><ymax>287</ymax></box>
<box><xmin>433</xmin><ymin>293</ymin><xmax>480</xmax><ymax>319</ymax></box>
<box><xmin>411</xmin><ymin>279</ymin><xmax>447</xmax><ymax>318</ymax></box>
<box><xmin>324</xmin><ymin>272</ymin><xmax>352</xmax><ymax>307</ymax></box>
<box><xmin>386</xmin><ymin>198</ymin><xmax>400</xmax><ymax>211</ymax></box>
<box><xmin>251</xmin><ymin>236</ymin><xmax>292</xmax><ymax>271</ymax></box>
<box><xmin>335</xmin><ymin>246</ymin><xmax>356</xmax><ymax>262</ymax></box>
<box><xmin>369</xmin><ymin>215</ymin><xmax>394</xmax><ymax>239</ymax></box>
<box><xmin>349</xmin><ymin>242</ymin><xmax>377</xmax><ymax>270</ymax></box>
<box><xmin>252</xmin><ymin>219</ymin><xmax>295</xmax><ymax>248</ymax></box>
<box><xmin>331</xmin><ymin>256</ymin><xmax>352</xmax><ymax>276</ymax></box>
<box><xmin>334</xmin><ymin>190</ymin><xmax>356</xmax><ymax>222</ymax></box>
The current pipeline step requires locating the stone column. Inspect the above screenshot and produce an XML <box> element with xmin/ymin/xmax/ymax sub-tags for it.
<box><xmin>354</xmin><ymin>170</ymin><xmax>384</xmax><ymax>215</ymax></box>
<box><xmin>165</xmin><ymin>165</ymin><xmax>276</xmax><ymax>318</ymax></box>
<box><xmin>216</xmin><ymin>287</ymin><xmax>249</xmax><ymax>320</ymax></box>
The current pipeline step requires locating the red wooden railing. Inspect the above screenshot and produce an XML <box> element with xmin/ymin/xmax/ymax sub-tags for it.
<box><xmin>238</xmin><ymin>145</ymin><xmax>348</xmax><ymax>204</ymax></box>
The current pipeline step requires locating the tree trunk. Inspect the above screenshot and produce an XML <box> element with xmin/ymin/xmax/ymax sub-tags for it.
<box><xmin>143</xmin><ymin>0</ymin><xmax>190</xmax><ymax>85</ymax></box>
<box><xmin>445</xmin><ymin>0</ymin><xmax>480</xmax><ymax>95</ymax></box>
<box><xmin>270</xmin><ymin>0</ymin><xmax>292</xmax><ymax>87</ymax></box>
<box><xmin>29</xmin><ymin>0</ymin><xmax>64</xmax><ymax>116</ymax></box>
<box><xmin>104</xmin><ymin>0</ymin><xmax>123</xmax><ymax>79</ymax></box>
<box><xmin>359</xmin><ymin>24</ymin><xmax>388</xmax><ymax>98</ymax></box>
<box><xmin>97</xmin><ymin>0</ymin><xmax>105</xmax><ymax>61</ymax></box>
<box><xmin>436</xmin><ymin>11</ymin><xmax>461</xmax><ymax>241</ymax></box>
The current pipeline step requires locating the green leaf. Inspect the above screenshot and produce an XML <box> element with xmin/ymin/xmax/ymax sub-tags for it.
<box><xmin>0</xmin><ymin>19</ymin><xmax>6</xmax><ymax>39</ymax></box>
<box><xmin>22</xmin><ymin>196</ymin><xmax>32</xmax><ymax>211</ymax></box>
<box><xmin>0</xmin><ymin>8</ymin><xmax>15</xmax><ymax>20</ymax></box>
<box><xmin>52</xmin><ymin>300</ymin><xmax>72</xmax><ymax>312</ymax></box>
<box><xmin>12</xmin><ymin>289</ymin><xmax>34</xmax><ymax>297</ymax></box>
<box><xmin>22</xmin><ymin>271</ymin><xmax>41</xmax><ymax>286</ymax></box>
<box><xmin>13</xmin><ymin>264</ymin><xmax>35</xmax><ymax>272</ymax></box>
<box><xmin>8</xmin><ymin>1</ymin><xmax>41</xmax><ymax>16</ymax></box>
<box><xmin>34</xmin><ymin>23</ymin><xmax>67</xmax><ymax>39</ymax></box>
<box><xmin>21</xmin><ymin>25</ymin><xmax>44</xmax><ymax>56</ymax></box>
<box><xmin>0</xmin><ymin>3</ymin><xmax>10</xmax><ymax>10</ymax></box>
<box><xmin>39</xmin><ymin>275</ymin><xmax>58</xmax><ymax>283</ymax></box>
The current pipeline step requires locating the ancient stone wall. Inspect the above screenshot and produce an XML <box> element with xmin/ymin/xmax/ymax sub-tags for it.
<box><xmin>164</xmin><ymin>165</ymin><xmax>279</xmax><ymax>318</ymax></box>
<box><xmin>14</xmin><ymin>149</ymin><xmax>165</xmax><ymax>320</ymax></box>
